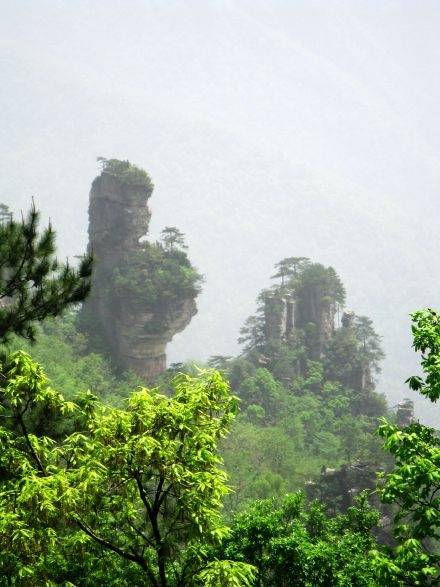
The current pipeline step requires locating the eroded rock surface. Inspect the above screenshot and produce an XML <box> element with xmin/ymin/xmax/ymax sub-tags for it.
<box><xmin>80</xmin><ymin>161</ymin><xmax>199</xmax><ymax>382</ymax></box>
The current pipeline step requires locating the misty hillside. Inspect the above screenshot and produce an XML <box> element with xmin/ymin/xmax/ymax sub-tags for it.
<box><xmin>1</xmin><ymin>1</ymin><xmax>440</xmax><ymax>422</ymax></box>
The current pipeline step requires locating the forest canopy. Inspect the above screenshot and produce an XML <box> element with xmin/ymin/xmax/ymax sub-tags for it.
<box><xmin>0</xmin><ymin>201</ymin><xmax>437</xmax><ymax>586</ymax></box>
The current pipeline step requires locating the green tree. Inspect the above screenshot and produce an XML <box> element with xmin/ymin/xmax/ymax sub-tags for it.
<box><xmin>97</xmin><ymin>157</ymin><xmax>153</xmax><ymax>187</ymax></box>
<box><xmin>237</xmin><ymin>289</ymin><xmax>273</xmax><ymax>356</ymax></box>
<box><xmin>238</xmin><ymin>315</ymin><xmax>266</xmax><ymax>354</ymax></box>
<box><xmin>217</xmin><ymin>492</ymin><xmax>380</xmax><ymax>586</ymax></box>
<box><xmin>354</xmin><ymin>315</ymin><xmax>385</xmax><ymax>373</ymax></box>
<box><xmin>8</xmin><ymin>312</ymin><xmax>143</xmax><ymax>406</ymax></box>
<box><xmin>237</xmin><ymin>368</ymin><xmax>285</xmax><ymax>423</ymax></box>
<box><xmin>295</xmin><ymin>263</ymin><xmax>346</xmax><ymax>313</ymax></box>
<box><xmin>0</xmin><ymin>354</ymin><xmax>256</xmax><ymax>586</ymax></box>
<box><xmin>373</xmin><ymin>309</ymin><xmax>440</xmax><ymax>585</ymax></box>
<box><xmin>207</xmin><ymin>355</ymin><xmax>233</xmax><ymax>371</ymax></box>
<box><xmin>271</xmin><ymin>257</ymin><xmax>310</xmax><ymax>285</ymax></box>
<box><xmin>324</xmin><ymin>315</ymin><xmax>385</xmax><ymax>408</ymax></box>
<box><xmin>0</xmin><ymin>203</ymin><xmax>92</xmax><ymax>343</ymax></box>
<box><xmin>160</xmin><ymin>226</ymin><xmax>188</xmax><ymax>252</ymax></box>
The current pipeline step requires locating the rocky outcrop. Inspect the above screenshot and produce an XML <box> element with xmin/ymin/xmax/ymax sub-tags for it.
<box><xmin>306</xmin><ymin>461</ymin><xmax>393</xmax><ymax>545</ymax></box>
<box><xmin>396</xmin><ymin>398</ymin><xmax>414</xmax><ymax>427</ymax></box>
<box><xmin>307</xmin><ymin>462</ymin><xmax>381</xmax><ymax>512</ymax></box>
<box><xmin>297</xmin><ymin>293</ymin><xmax>336</xmax><ymax>358</ymax></box>
<box><xmin>264</xmin><ymin>294</ymin><xmax>295</xmax><ymax>343</ymax></box>
<box><xmin>316</xmin><ymin>298</ymin><xmax>337</xmax><ymax>357</ymax></box>
<box><xmin>80</xmin><ymin>160</ymin><xmax>199</xmax><ymax>382</ymax></box>
<box><xmin>354</xmin><ymin>361</ymin><xmax>374</xmax><ymax>393</ymax></box>
<box><xmin>115</xmin><ymin>297</ymin><xmax>197</xmax><ymax>381</ymax></box>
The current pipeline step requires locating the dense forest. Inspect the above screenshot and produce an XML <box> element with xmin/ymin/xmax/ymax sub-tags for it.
<box><xmin>1</xmin><ymin>162</ymin><xmax>440</xmax><ymax>586</ymax></box>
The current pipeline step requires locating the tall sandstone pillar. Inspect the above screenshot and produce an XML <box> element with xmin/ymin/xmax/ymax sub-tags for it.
<box><xmin>80</xmin><ymin>161</ymin><xmax>198</xmax><ymax>382</ymax></box>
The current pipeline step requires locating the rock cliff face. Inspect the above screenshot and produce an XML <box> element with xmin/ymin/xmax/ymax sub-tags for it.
<box><xmin>80</xmin><ymin>160</ymin><xmax>199</xmax><ymax>382</ymax></box>
<box><xmin>264</xmin><ymin>294</ymin><xmax>295</xmax><ymax>343</ymax></box>
<box><xmin>296</xmin><ymin>292</ymin><xmax>336</xmax><ymax>358</ymax></box>
<box><xmin>396</xmin><ymin>398</ymin><xmax>414</xmax><ymax>427</ymax></box>
<box><xmin>263</xmin><ymin>287</ymin><xmax>335</xmax><ymax>356</ymax></box>
<box><xmin>256</xmin><ymin>265</ymin><xmax>381</xmax><ymax>396</ymax></box>
<box><xmin>306</xmin><ymin>462</ymin><xmax>393</xmax><ymax>546</ymax></box>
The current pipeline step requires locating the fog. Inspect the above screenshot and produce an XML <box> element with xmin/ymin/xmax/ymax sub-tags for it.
<box><xmin>1</xmin><ymin>1</ymin><xmax>440</xmax><ymax>423</ymax></box>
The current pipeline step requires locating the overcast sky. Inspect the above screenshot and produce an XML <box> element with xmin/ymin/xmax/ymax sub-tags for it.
<box><xmin>2</xmin><ymin>1</ymin><xmax>440</xmax><ymax>422</ymax></box>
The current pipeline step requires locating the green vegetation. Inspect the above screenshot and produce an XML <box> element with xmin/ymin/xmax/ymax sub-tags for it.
<box><xmin>294</xmin><ymin>262</ymin><xmax>346</xmax><ymax>309</ymax></box>
<box><xmin>160</xmin><ymin>227</ymin><xmax>188</xmax><ymax>252</ymax></box>
<box><xmin>112</xmin><ymin>241</ymin><xmax>202</xmax><ymax>309</ymax></box>
<box><xmin>14</xmin><ymin>257</ymin><xmax>386</xmax><ymax>512</ymax></box>
<box><xmin>0</xmin><ymin>353</ymin><xmax>255</xmax><ymax>586</ymax></box>
<box><xmin>7</xmin><ymin>312</ymin><xmax>143</xmax><ymax>405</ymax></box>
<box><xmin>97</xmin><ymin>157</ymin><xmax>154</xmax><ymax>188</ymax></box>
<box><xmin>220</xmin><ymin>259</ymin><xmax>388</xmax><ymax>509</ymax></box>
<box><xmin>372</xmin><ymin>309</ymin><xmax>440</xmax><ymax>585</ymax></box>
<box><xmin>3</xmin><ymin>306</ymin><xmax>438</xmax><ymax>585</ymax></box>
<box><xmin>105</xmin><ymin>228</ymin><xmax>202</xmax><ymax>341</ymax></box>
<box><xmin>80</xmin><ymin>160</ymin><xmax>202</xmax><ymax>367</ymax></box>
<box><xmin>270</xmin><ymin>256</ymin><xmax>310</xmax><ymax>285</ymax></box>
<box><xmin>217</xmin><ymin>492</ymin><xmax>380</xmax><ymax>586</ymax></box>
<box><xmin>0</xmin><ymin>203</ymin><xmax>92</xmax><ymax>343</ymax></box>
<box><xmin>2</xmin><ymin>200</ymin><xmax>440</xmax><ymax>584</ymax></box>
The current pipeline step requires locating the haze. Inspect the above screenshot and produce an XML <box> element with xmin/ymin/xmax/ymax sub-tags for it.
<box><xmin>1</xmin><ymin>0</ymin><xmax>440</xmax><ymax>423</ymax></box>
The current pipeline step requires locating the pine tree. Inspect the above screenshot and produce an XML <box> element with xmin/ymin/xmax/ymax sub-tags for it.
<box><xmin>160</xmin><ymin>226</ymin><xmax>188</xmax><ymax>252</ymax></box>
<box><xmin>0</xmin><ymin>203</ymin><xmax>92</xmax><ymax>343</ymax></box>
<box><xmin>271</xmin><ymin>256</ymin><xmax>310</xmax><ymax>285</ymax></box>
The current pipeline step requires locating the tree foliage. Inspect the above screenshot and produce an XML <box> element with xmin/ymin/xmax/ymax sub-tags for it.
<box><xmin>238</xmin><ymin>315</ymin><xmax>266</xmax><ymax>355</ymax></box>
<box><xmin>0</xmin><ymin>355</ymin><xmax>255</xmax><ymax>586</ymax></box>
<box><xmin>373</xmin><ymin>309</ymin><xmax>440</xmax><ymax>585</ymax></box>
<box><xmin>294</xmin><ymin>263</ymin><xmax>346</xmax><ymax>316</ymax></box>
<box><xmin>112</xmin><ymin>243</ymin><xmax>203</xmax><ymax>310</ymax></box>
<box><xmin>271</xmin><ymin>257</ymin><xmax>310</xmax><ymax>285</ymax></box>
<box><xmin>0</xmin><ymin>203</ymin><xmax>92</xmax><ymax>343</ymax></box>
<box><xmin>217</xmin><ymin>492</ymin><xmax>381</xmax><ymax>586</ymax></box>
<box><xmin>229</xmin><ymin>258</ymin><xmax>386</xmax><ymax>508</ymax></box>
<box><xmin>354</xmin><ymin>316</ymin><xmax>385</xmax><ymax>373</ymax></box>
<box><xmin>97</xmin><ymin>157</ymin><xmax>154</xmax><ymax>188</ymax></box>
<box><xmin>160</xmin><ymin>227</ymin><xmax>188</xmax><ymax>252</ymax></box>
<box><xmin>0</xmin><ymin>230</ymin><xmax>402</xmax><ymax>585</ymax></box>
<box><xmin>324</xmin><ymin>316</ymin><xmax>384</xmax><ymax>392</ymax></box>
<box><xmin>406</xmin><ymin>308</ymin><xmax>440</xmax><ymax>402</ymax></box>
<box><xmin>8</xmin><ymin>312</ymin><xmax>143</xmax><ymax>406</ymax></box>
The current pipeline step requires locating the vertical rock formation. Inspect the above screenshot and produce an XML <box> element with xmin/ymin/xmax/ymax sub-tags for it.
<box><xmin>316</xmin><ymin>297</ymin><xmax>337</xmax><ymax>357</ymax></box>
<box><xmin>285</xmin><ymin>296</ymin><xmax>295</xmax><ymax>338</ymax></box>
<box><xmin>306</xmin><ymin>462</ymin><xmax>394</xmax><ymax>545</ymax></box>
<box><xmin>264</xmin><ymin>294</ymin><xmax>295</xmax><ymax>343</ymax></box>
<box><xmin>396</xmin><ymin>398</ymin><xmax>415</xmax><ymax>427</ymax></box>
<box><xmin>296</xmin><ymin>292</ymin><xmax>336</xmax><ymax>358</ymax></box>
<box><xmin>80</xmin><ymin>159</ymin><xmax>200</xmax><ymax>382</ymax></box>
